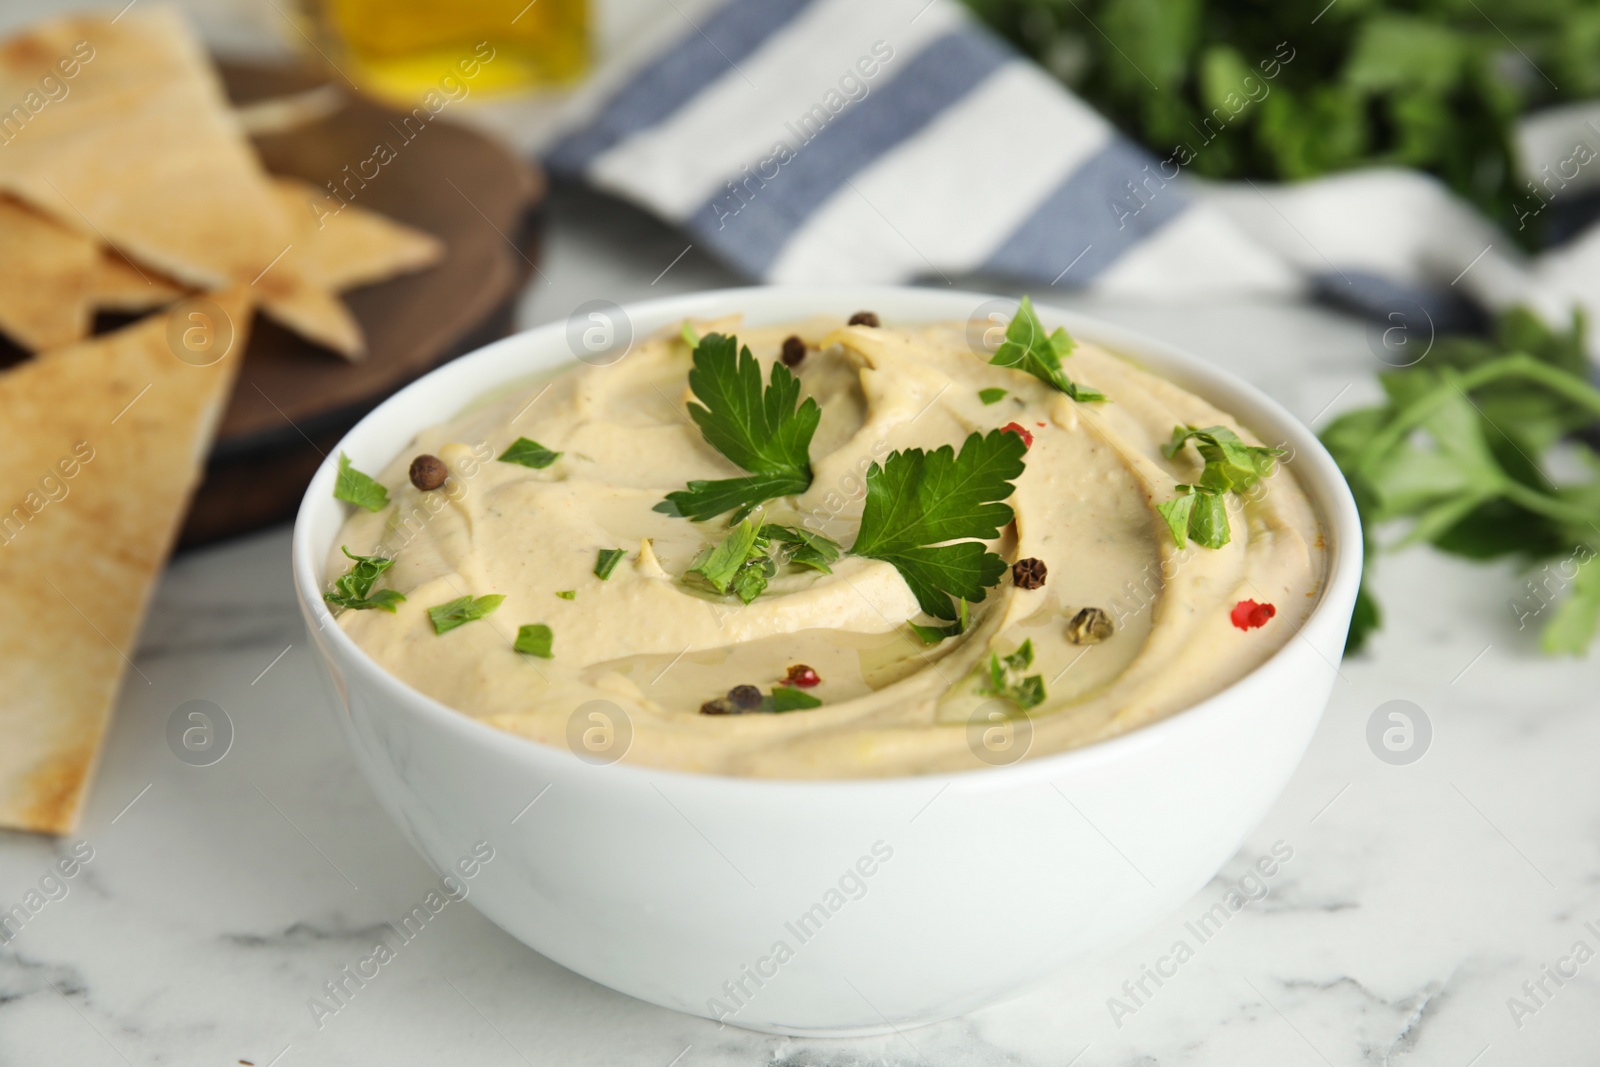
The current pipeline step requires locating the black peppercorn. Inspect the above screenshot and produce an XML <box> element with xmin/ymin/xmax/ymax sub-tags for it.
<box><xmin>409</xmin><ymin>454</ymin><xmax>448</xmax><ymax>491</ymax></box>
<box><xmin>1012</xmin><ymin>557</ymin><xmax>1047</xmax><ymax>590</ymax></box>
<box><xmin>781</xmin><ymin>335</ymin><xmax>806</xmax><ymax>366</ymax></box>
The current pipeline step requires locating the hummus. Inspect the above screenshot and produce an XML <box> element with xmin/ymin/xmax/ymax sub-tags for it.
<box><xmin>328</xmin><ymin>314</ymin><xmax>1326</xmax><ymax>778</ymax></box>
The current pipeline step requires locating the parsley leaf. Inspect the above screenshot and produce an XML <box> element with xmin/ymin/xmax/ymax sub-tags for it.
<box><xmin>594</xmin><ymin>548</ymin><xmax>626</xmax><ymax>579</ymax></box>
<box><xmin>1164</xmin><ymin>425</ymin><xmax>1282</xmax><ymax>491</ymax></box>
<box><xmin>1158</xmin><ymin>426</ymin><xmax>1284</xmax><ymax>549</ymax></box>
<box><xmin>990</xmin><ymin>296</ymin><xmax>1103</xmax><ymax>402</ymax></box>
<box><xmin>978</xmin><ymin>387</ymin><xmax>1008</xmax><ymax>405</ymax></box>
<box><xmin>427</xmin><ymin>594</ymin><xmax>504</xmax><ymax>634</ymax></box>
<box><xmin>656</xmin><ymin>332</ymin><xmax>820</xmax><ymax>523</ymax></box>
<box><xmin>335</xmin><ymin>453</ymin><xmax>389</xmax><ymax>512</ymax></box>
<box><xmin>1156</xmin><ymin>486</ymin><xmax>1232</xmax><ymax>550</ymax></box>
<box><xmin>851</xmin><ymin>429</ymin><xmax>1027</xmax><ymax>621</ymax></box>
<box><xmin>910</xmin><ymin>597</ymin><xmax>970</xmax><ymax>645</ymax></box>
<box><xmin>1543</xmin><ymin>554</ymin><xmax>1600</xmax><ymax>654</ymax></box>
<box><xmin>514</xmin><ymin>623</ymin><xmax>554</xmax><ymax>658</ymax></box>
<box><xmin>498</xmin><ymin>438</ymin><xmax>562</xmax><ymax>469</ymax></box>
<box><xmin>976</xmin><ymin>639</ymin><xmax>1046</xmax><ymax>710</ymax></box>
<box><xmin>555</xmin><ymin>590</ymin><xmax>576</xmax><ymax>600</ymax></box>
<box><xmin>324</xmin><ymin>546</ymin><xmax>406</xmax><ymax>612</ymax></box>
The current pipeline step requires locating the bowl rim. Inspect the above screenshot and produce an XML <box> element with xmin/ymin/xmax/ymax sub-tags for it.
<box><xmin>291</xmin><ymin>284</ymin><xmax>1363</xmax><ymax>798</ymax></box>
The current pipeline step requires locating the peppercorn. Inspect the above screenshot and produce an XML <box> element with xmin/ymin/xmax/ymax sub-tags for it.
<box><xmin>409</xmin><ymin>454</ymin><xmax>448</xmax><ymax>491</ymax></box>
<box><xmin>1000</xmin><ymin>422</ymin><xmax>1034</xmax><ymax>448</ymax></box>
<box><xmin>847</xmin><ymin>311</ymin><xmax>880</xmax><ymax>327</ymax></box>
<box><xmin>781</xmin><ymin>335</ymin><xmax>807</xmax><ymax>367</ymax></box>
<box><xmin>1012</xmin><ymin>558</ymin><xmax>1047</xmax><ymax>590</ymax></box>
<box><xmin>727</xmin><ymin>684</ymin><xmax>763</xmax><ymax>709</ymax></box>
<box><xmin>700</xmin><ymin>684</ymin><xmax>766</xmax><ymax>715</ymax></box>
<box><xmin>1066</xmin><ymin>607</ymin><xmax>1115</xmax><ymax>645</ymax></box>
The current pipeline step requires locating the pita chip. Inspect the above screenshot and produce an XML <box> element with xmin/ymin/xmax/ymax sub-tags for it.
<box><xmin>89</xmin><ymin>251</ymin><xmax>186</xmax><ymax>313</ymax></box>
<box><xmin>271</xmin><ymin>178</ymin><xmax>443</xmax><ymax>291</ymax></box>
<box><xmin>258</xmin><ymin>276</ymin><xmax>365</xmax><ymax>360</ymax></box>
<box><xmin>0</xmin><ymin>197</ymin><xmax>95</xmax><ymax>349</ymax></box>
<box><xmin>0</xmin><ymin>7</ymin><xmax>287</xmax><ymax>288</ymax></box>
<box><xmin>255</xmin><ymin>178</ymin><xmax>444</xmax><ymax>359</ymax></box>
<box><xmin>0</xmin><ymin>288</ymin><xmax>253</xmax><ymax>834</ymax></box>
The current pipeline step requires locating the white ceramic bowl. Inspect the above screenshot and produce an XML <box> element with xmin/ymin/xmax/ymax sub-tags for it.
<box><xmin>292</xmin><ymin>286</ymin><xmax>1361</xmax><ymax>1036</ymax></box>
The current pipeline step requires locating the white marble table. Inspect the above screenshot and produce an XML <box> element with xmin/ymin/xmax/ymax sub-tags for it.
<box><xmin>3</xmin><ymin>182</ymin><xmax>1597</xmax><ymax>1066</ymax></box>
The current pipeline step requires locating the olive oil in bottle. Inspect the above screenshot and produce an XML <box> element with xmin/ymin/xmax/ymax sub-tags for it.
<box><xmin>298</xmin><ymin>0</ymin><xmax>588</xmax><ymax>103</ymax></box>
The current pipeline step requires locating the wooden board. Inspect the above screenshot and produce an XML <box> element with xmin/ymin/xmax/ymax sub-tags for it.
<box><xmin>182</xmin><ymin>60</ymin><xmax>545</xmax><ymax>544</ymax></box>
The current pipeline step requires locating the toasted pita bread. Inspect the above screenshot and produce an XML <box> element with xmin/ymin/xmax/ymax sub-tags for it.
<box><xmin>89</xmin><ymin>251</ymin><xmax>186</xmax><ymax>313</ymax></box>
<box><xmin>0</xmin><ymin>288</ymin><xmax>253</xmax><ymax>834</ymax></box>
<box><xmin>255</xmin><ymin>178</ymin><xmax>444</xmax><ymax>359</ymax></box>
<box><xmin>0</xmin><ymin>7</ymin><xmax>287</xmax><ymax>289</ymax></box>
<box><xmin>0</xmin><ymin>197</ymin><xmax>95</xmax><ymax>349</ymax></box>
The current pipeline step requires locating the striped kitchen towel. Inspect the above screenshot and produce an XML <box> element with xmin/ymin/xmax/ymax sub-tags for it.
<box><xmin>538</xmin><ymin>0</ymin><xmax>1600</xmax><ymax>347</ymax></box>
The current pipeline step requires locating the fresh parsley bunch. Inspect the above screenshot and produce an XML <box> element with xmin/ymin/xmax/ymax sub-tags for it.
<box><xmin>964</xmin><ymin>0</ymin><xmax>1600</xmax><ymax>246</ymax></box>
<box><xmin>1323</xmin><ymin>308</ymin><xmax>1600</xmax><ymax>654</ymax></box>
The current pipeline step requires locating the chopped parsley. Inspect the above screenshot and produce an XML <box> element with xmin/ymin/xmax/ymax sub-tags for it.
<box><xmin>555</xmin><ymin>590</ymin><xmax>576</xmax><ymax>600</ymax></box>
<box><xmin>334</xmin><ymin>453</ymin><xmax>389</xmax><ymax>512</ymax></box>
<box><xmin>514</xmin><ymin>623</ymin><xmax>553</xmax><ymax>658</ymax></box>
<box><xmin>498</xmin><ymin>437</ymin><xmax>562</xmax><ymax>469</ymax></box>
<box><xmin>851</xmin><ymin>429</ymin><xmax>1027</xmax><ymax>621</ymax></box>
<box><xmin>978</xmin><ymin>387</ymin><xmax>1008</xmax><ymax>405</ymax></box>
<box><xmin>976</xmin><ymin>639</ymin><xmax>1046</xmax><ymax>710</ymax></box>
<box><xmin>989</xmin><ymin>296</ymin><xmax>1103</xmax><ymax>402</ymax></box>
<box><xmin>702</xmin><ymin>683</ymin><xmax>825</xmax><ymax>715</ymax></box>
<box><xmin>1156</xmin><ymin>426</ymin><xmax>1283</xmax><ymax>550</ymax></box>
<box><xmin>686</xmin><ymin>519</ymin><xmax>773</xmax><ymax>603</ymax></box>
<box><xmin>427</xmin><ymin>594</ymin><xmax>504</xmax><ymax>634</ymax></box>
<box><xmin>656</xmin><ymin>332</ymin><xmax>820</xmax><ymax>523</ymax></box>
<box><xmin>324</xmin><ymin>546</ymin><xmax>405</xmax><ymax>612</ymax></box>
<box><xmin>762</xmin><ymin>524</ymin><xmax>842</xmax><ymax>574</ymax></box>
<box><xmin>594</xmin><ymin>548</ymin><xmax>626</xmax><ymax>580</ymax></box>
<box><xmin>767</xmin><ymin>686</ymin><xmax>822</xmax><ymax>712</ymax></box>
<box><xmin>685</xmin><ymin>521</ymin><xmax>845</xmax><ymax>603</ymax></box>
